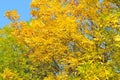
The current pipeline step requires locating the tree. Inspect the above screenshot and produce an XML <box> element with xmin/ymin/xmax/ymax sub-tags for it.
<box><xmin>0</xmin><ymin>0</ymin><xmax>120</xmax><ymax>79</ymax></box>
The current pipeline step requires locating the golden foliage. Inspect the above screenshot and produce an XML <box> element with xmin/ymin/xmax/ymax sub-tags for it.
<box><xmin>2</xmin><ymin>0</ymin><xmax>120</xmax><ymax>79</ymax></box>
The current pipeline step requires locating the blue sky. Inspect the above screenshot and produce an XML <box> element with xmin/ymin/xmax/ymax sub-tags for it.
<box><xmin>0</xmin><ymin>0</ymin><xmax>32</xmax><ymax>28</ymax></box>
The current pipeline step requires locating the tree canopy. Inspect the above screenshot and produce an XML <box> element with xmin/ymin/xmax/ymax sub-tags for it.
<box><xmin>0</xmin><ymin>0</ymin><xmax>120</xmax><ymax>80</ymax></box>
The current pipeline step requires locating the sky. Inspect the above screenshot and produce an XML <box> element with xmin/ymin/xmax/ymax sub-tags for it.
<box><xmin>0</xmin><ymin>0</ymin><xmax>32</xmax><ymax>28</ymax></box>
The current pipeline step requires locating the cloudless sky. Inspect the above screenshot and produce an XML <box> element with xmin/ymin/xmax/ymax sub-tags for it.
<box><xmin>0</xmin><ymin>0</ymin><xmax>32</xmax><ymax>28</ymax></box>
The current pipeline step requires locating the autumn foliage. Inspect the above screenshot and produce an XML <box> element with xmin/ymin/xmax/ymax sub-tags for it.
<box><xmin>0</xmin><ymin>0</ymin><xmax>120</xmax><ymax>80</ymax></box>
